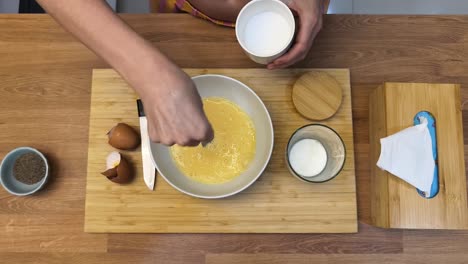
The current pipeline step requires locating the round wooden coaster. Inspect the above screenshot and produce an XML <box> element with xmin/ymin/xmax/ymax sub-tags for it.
<box><xmin>292</xmin><ymin>71</ymin><xmax>343</xmax><ymax>121</ymax></box>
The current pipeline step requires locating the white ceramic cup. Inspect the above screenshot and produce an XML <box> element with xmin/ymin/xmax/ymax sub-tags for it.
<box><xmin>236</xmin><ymin>0</ymin><xmax>296</xmax><ymax>65</ymax></box>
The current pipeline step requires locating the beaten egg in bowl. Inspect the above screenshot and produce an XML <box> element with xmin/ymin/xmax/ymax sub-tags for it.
<box><xmin>149</xmin><ymin>74</ymin><xmax>274</xmax><ymax>199</ymax></box>
<box><xmin>170</xmin><ymin>97</ymin><xmax>256</xmax><ymax>184</ymax></box>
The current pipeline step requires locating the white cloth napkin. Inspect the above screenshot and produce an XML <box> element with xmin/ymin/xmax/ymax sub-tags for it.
<box><xmin>377</xmin><ymin>118</ymin><xmax>434</xmax><ymax>195</ymax></box>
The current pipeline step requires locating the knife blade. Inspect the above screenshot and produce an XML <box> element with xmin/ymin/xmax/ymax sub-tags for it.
<box><xmin>137</xmin><ymin>99</ymin><xmax>156</xmax><ymax>191</ymax></box>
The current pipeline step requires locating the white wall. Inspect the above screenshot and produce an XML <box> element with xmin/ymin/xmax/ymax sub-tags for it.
<box><xmin>1</xmin><ymin>0</ymin><xmax>468</xmax><ymax>15</ymax></box>
<box><xmin>0</xmin><ymin>0</ymin><xmax>19</xmax><ymax>13</ymax></box>
<box><xmin>0</xmin><ymin>0</ymin><xmax>116</xmax><ymax>13</ymax></box>
<box><xmin>107</xmin><ymin>0</ymin><xmax>117</xmax><ymax>11</ymax></box>
<box><xmin>353</xmin><ymin>0</ymin><xmax>468</xmax><ymax>14</ymax></box>
<box><xmin>329</xmin><ymin>0</ymin><xmax>468</xmax><ymax>14</ymax></box>
<box><xmin>117</xmin><ymin>0</ymin><xmax>150</xmax><ymax>13</ymax></box>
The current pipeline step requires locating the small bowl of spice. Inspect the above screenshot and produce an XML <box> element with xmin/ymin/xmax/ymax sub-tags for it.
<box><xmin>0</xmin><ymin>147</ymin><xmax>49</xmax><ymax>196</ymax></box>
<box><xmin>286</xmin><ymin>124</ymin><xmax>346</xmax><ymax>183</ymax></box>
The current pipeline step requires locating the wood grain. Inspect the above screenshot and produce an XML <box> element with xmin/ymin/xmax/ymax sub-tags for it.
<box><xmin>368</xmin><ymin>85</ymin><xmax>389</xmax><ymax>228</ymax></box>
<box><xmin>108</xmin><ymin>223</ymin><xmax>401</xmax><ymax>254</ymax></box>
<box><xmin>0</xmin><ymin>13</ymin><xmax>468</xmax><ymax>263</ymax></box>
<box><xmin>206</xmin><ymin>254</ymin><xmax>468</xmax><ymax>264</ymax></box>
<box><xmin>369</xmin><ymin>83</ymin><xmax>468</xmax><ymax>229</ymax></box>
<box><xmin>0</xmin><ymin>253</ymin><xmax>204</xmax><ymax>264</ymax></box>
<box><xmin>0</xmin><ymin>214</ymin><xmax>107</xmax><ymax>253</ymax></box>
<box><xmin>404</xmin><ymin>229</ymin><xmax>468</xmax><ymax>254</ymax></box>
<box><xmin>292</xmin><ymin>71</ymin><xmax>343</xmax><ymax>120</ymax></box>
<box><xmin>84</xmin><ymin>68</ymin><xmax>357</xmax><ymax>233</ymax></box>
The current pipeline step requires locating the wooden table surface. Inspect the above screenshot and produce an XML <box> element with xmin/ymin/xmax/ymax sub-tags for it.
<box><xmin>0</xmin><ymin>14</ymin><xmax>467</xmax><ymax>263</ymax></box>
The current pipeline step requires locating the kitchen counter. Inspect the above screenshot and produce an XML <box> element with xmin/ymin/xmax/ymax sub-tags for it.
<box><xmin>0</xmin><ymin>14</ymin><xmax>467</xmax><ymax>263</ymax></box>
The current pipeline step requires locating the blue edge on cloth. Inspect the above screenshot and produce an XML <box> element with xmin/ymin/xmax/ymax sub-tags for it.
<box><xmin>414</xmin><ymin>111</ymin><xmax>439</xmax><ymax>199</ymax></box>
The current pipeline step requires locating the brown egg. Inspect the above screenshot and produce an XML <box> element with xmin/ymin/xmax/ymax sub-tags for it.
<box><xmin>101</xmin><ymin>151</ymin><xmax>133</xmax><ymax>184</ymax></box>
<box><xmin>107</xmin><ymin>123</ymin><xmax>140</xmax><ymax>150</ymax></box>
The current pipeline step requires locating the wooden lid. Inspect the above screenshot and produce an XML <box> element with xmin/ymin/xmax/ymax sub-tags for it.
<box><xmin>292</xmin><ymin>71</ymin><xmax>343</xmax><ymax>120</ymax></box>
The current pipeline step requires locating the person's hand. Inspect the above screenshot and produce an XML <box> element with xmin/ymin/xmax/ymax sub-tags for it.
<box><xmin>267</xmin><ymin>0</ymin><xmax>326</xmax><ymax>69</ymax></box>
<box><xmin>138</xmin><ymin>61</ymin><xmax>214</xmax><ymax>147</ymax></box>
<box><xmin>37</xmin><ymin>0</ymin><xmax>214</xmax><ymax>147</ymax></box>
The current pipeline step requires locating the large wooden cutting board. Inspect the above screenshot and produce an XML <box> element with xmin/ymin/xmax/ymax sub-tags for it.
<box><xmin>84</xmin><ymin>68</ymin><xmax>357</xmax><ymax>233</ymax></box>
<box><xmin>369</xmin><ymin>82</ymin><xmax>468</xmax><ymax>229</ymax></box>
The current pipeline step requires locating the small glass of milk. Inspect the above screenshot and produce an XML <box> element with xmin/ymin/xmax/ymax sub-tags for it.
<box><xmin>236</xmin><ymin>0</ymin><xmax>296</xmax><ymax>65</ymax></box>
<box><xmin>286</xmin><ymin>124</ymin><xmax>346</xmax><ymax>183</ymax></box>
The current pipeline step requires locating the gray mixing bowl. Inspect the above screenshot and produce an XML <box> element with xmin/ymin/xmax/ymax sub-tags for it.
<box><xmin>150</xmin><ymin>74</ymin><xmax>274</xmax><ymax>199</ymax></box>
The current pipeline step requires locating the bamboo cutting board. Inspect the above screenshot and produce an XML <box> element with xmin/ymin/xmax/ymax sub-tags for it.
<box><xmin>369</xmin><ymin>82</ymin><xmax>468</xmax><ymax>229</ymax></box>
<box><xmin>84</xmin><ymin>68</ymin><xmax>357</xmax><ymax>233</ymax></box>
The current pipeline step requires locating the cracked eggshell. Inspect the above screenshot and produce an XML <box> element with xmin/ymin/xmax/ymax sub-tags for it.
<box><xmin>102</xmin><ymin>151</ymin><xmax>133</xmax><ymax>184</ymax></box>
<box><xmin>107</xmin><ymin>123</ymin><xmax>140</xmax><ymax>150</ymax></box>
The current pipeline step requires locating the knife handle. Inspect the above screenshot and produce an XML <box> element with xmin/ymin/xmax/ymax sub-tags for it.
<box><xmin>137</xmin><ymin>99</ymin><xmax>145</xmax><ymax>117</ymax></box>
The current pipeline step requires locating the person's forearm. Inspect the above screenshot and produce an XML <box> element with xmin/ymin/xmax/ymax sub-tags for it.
<box><xmin>37</xmin><ymin>0</ymin><xmax>168</xmax><ymax>93</ymax></box>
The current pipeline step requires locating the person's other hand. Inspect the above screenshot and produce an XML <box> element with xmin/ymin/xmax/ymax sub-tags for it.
<box><xmin>138</xmin><ymin>62</ymin><xmax>214</xmax><ymax>147</ymax></box>
<box><xmin>267</xmin><ymin>0</ymin><xmax>326</xmax><ymax>69</ymax></box>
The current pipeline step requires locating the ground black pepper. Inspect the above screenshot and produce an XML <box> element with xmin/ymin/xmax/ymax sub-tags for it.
<box><xmin>13</xmin><ymin>153</ymin><xmax>46</xmax><ymax>185</ymax></box>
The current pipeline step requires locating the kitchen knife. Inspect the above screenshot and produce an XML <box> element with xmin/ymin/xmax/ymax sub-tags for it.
<box><xmin>137</xmin><ymin>99</ymin><xmax>156</xmax><ymax>191</ymax></box>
